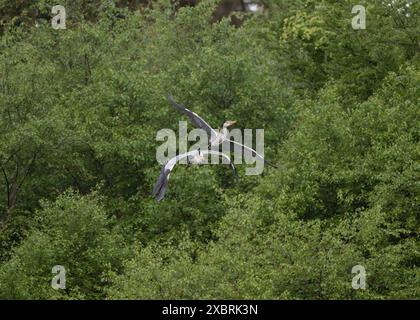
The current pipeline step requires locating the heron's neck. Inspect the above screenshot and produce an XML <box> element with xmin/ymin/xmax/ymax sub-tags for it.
<box><xmin>221</xmin><ymin>126</ymin><xmax>229</xmax><ymax>137</ymax></box>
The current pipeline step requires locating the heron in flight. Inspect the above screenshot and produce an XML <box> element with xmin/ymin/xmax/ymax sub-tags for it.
<box><xmin>167</xmin><ymin>96</ymin><xmax>276</xmax><ymax>168</ymax></box>
<box><xmin>153</xmin><ymin>149</ymin><xmax>237</xmax><ymax>202</ymax></box>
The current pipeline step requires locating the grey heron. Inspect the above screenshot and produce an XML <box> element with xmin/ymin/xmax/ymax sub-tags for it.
<box><xmin>167</xmin><ymin>96</ymin><xmax>277</xmax><ymax>168</ymax></box>
<box><xmin>152</xmin><ymin>149</ymin><xmax>237</xmax><ymax>202</ymax></box>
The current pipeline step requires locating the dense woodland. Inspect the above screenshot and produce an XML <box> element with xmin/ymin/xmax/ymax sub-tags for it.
<box><xmin>0</xmin><ymin>0</ymin><xmax>418</xmax><ymax>299</ymax></box>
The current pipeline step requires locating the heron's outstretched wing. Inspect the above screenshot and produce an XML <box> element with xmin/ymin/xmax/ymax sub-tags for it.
<box><xmin>167</xmin><ymin>96</ymin><xmax>217</xmax><ymax>139</ymax></box>
<box><xmin>152</xmin><ymin>149</ymin><xmax>237</xmax><ymax>202</ymax></box>
<box><xmin>152</xmin><ymin>151</ymin><xmax>196</xmax><ymax>202</ymax></box>
<box><xmin>225</xmin><ymin>139</ymin><xmax>278</xmax><ymax>168</ymax></box>
<box><xmin>152</xmin><ymin>166</ymin><xmax>170</xmax><ymax>202</ymax></box>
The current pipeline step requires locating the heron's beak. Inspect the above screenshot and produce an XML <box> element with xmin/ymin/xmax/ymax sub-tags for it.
<box><xmin>227</xmin><ymin>120</ymin><xmax>237</xmax><ymax>127</ymax></box>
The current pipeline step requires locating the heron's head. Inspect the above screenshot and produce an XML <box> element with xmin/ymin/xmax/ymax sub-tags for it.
<box><xmin>223</xmin><ymin>120</ymin><xmax>237</xmax><ymax>128</ymax></box>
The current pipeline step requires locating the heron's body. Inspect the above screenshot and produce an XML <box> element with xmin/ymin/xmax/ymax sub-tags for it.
<box><xmin>189</xmin><ymin>149</ymin><xmax>205</xmax><ymax>164</ymax></box>
<box><xmin>210</xmin><ymin>126</ymin><xmax>230</xmax><ymax>146</ymax></box>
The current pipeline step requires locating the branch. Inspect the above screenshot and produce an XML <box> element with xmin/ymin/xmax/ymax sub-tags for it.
<box><xmin>0</xmin><ymin>165</ymin><xmax>10</xmax><ymax>207</ymax></box>
<box><xmin>16</xmin><ymin>148</ymin><xmax>39</xmax><ymax>193</ymax></box>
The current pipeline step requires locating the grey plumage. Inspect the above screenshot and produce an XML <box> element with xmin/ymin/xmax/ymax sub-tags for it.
<box><xmin>167</xmin><ymin>95</ymin><xmax>217</xmax><ymax>139</ymax></box>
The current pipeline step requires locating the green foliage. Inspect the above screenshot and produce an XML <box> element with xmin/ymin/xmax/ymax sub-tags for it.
<box><xmin>276</xmin><ymin>0</ymin><xmax>419</xmax><ymax>101</ymax></box>
<box><xmin>0</xmin><ymin>190</ymin><xmax>128</xmax><ymax>299</ymax></box>
<box><xmin>108</xmin><ymin>197</ymin><xmax>419</xmax><ymax>299</ymax></box>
